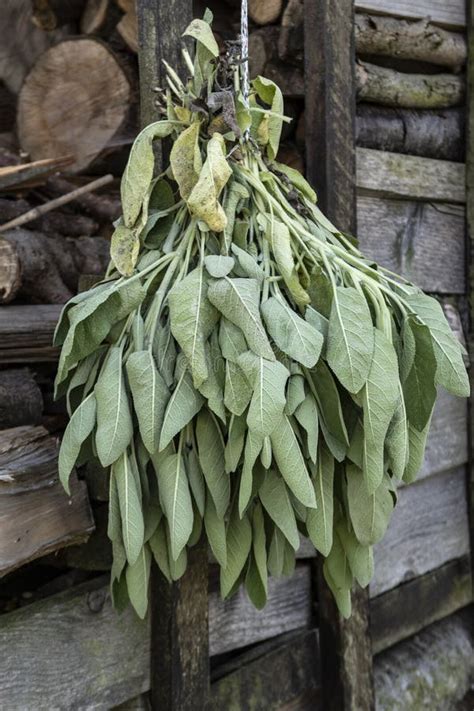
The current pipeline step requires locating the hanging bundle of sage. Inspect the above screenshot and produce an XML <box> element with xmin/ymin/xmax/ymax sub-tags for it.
<box><xmin>55</xmin><ymin>15</ymin><xmax>469</xmax><ymax>619</ymax></box>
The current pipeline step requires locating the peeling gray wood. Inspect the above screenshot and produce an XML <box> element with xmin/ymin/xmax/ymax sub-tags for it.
<box><xmin>0</xmin><ymin>304</ymin><xmax>61</xmax><ymax>362</ymax></box>
<box><xmin>357</xmin><ymin>148</ymin><xmax>466</xmax><ymax>203</ymax></box>
<box><xmin>374</xmin><ymin>612</ymin><xmax>474</xmax><ymax>710</ymax></box>
<box><xmin>372</xmin><ymin>467</ymin><xmax>470</xmax><ymax>596</ymax></box>
<box><xmin>357</xmin><ymin>196</ymin><xmax>465</xmax><ymax>293</ymax></box>
<box><xmin>0</xmin><ymin>565</ymin><xmax>313</xmax><ymax>708</ymax></box>
<box><xmin>354</xmin><ymin>0</ymin><xmax>466</xmax><ymax>29</ymax></box>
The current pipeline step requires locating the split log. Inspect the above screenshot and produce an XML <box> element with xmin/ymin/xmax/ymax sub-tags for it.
<box><xmin>32</xmin><ymin>0</ymin><xmax>87</xmax><ymax>31</ymax></box>
<box><xmin>0</xmin><ymin>304</ymin><xmax>61</xmax><ymax>363</ymax></box>
<box><xmin>356</xmin><ymin>105</ymin><xmax>464</xmax><ymax>160</ymax></box>
<box><xmin>0</xmin><ymin>198</ymin><xmax>98</xmax><ymax>236</ymax></box>
<box><xmin>278</xmin><ymin>0</ymin><xmax>304</xmax><ymax>64</ymax></box>
<box><xmin>355</xmin><ymin>14</ymin><xmax>467</xmax><ymax>68</ymax></box>
<box><xmin>0</xmin><ymin>425</ymin><xmax>94</xmax><ymax>576</ymax></box>
<box><xmin>45</xmin><ymin>176</ymin><xmax>121</xmax><ymax>223</ymax></box>
<box><xmin>0</xmin><ymin>229</ymin><xmax>109</xmax><ymax>304</ymax></box>
<box><xmin>17</xmin><ymin>38</ymin><xmax>133</xmax><ymax>172</ymax></box>
<box><xmin>249</xmin><ymin>0</ymin><xmax>283</xmax><ymax>25</ymax></box>
<box><xmin>116</xmin><ymin>0</ymin><xmax>138</xmax><ymax>53</ymax></box>
<box><xmin>80</xmin><ymin>0</ymin><xmax>110</xmax><ymax>33</ymax></box>
<box><xmin>354</xmin><ymin>0</ymin><xmax>466</xmax><ymax>31</ymax></box>
<box><xmin>356</xmin><ymin>60</ymin><xmax>465</xmax><ymax>108</ymax></box>
<box><xmin>0</xmin><ymin>369</ymin><xmax>43</xmax><ymax>429</ymax></box>
<box><xmin>0</xmin><ymin>0</ymin><xmax>68</xmax><ymax>93</ymax></box>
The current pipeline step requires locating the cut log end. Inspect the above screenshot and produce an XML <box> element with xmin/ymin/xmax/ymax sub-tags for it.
<box><xmin>249</xmin><ymin>0</ymin><xmax>283</xmax><ymax>25</ymax></box>
<box><xmin>18</xmin><ymin>38</ymin><xmax>131</xmax><ymax>172</ymax></box>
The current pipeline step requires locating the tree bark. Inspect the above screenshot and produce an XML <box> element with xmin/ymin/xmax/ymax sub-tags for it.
<box><xmin>355</xmin><ymin>14</ymin><xmax>466</xmax><ymax>69</ymax></box>
<box><xmin>0</xmin><ymin>229</ymin><xmax>109</xmax><ymax>304</ymax></box>
<box><xmin>0</xmin><ymin>198</ymin><xmax>99</xmax><ymax>236</ymax></box>
<box><xmin>356</xmin><ymin>105</ymin><xmax>464</xmax><ymax>160</ymax></box>
<box><xmin>0</xmin><ymin>369</ymin><xmax>43</xmax><ymax>429</ymax></box>
<box><xmin>17</xmin><ymin>38</ymin><xmax>134</xmax><ymax>172</ymax></box>
<box><xmin>356</xmin><ymin>60</ymin><xmax>465</xmax><ymax>108</ymax></box>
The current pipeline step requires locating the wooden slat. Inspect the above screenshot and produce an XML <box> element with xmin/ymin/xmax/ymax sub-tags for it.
<box><xmin>373</xmin><ymin>612</ymin><xmax>473</xmax><ymax>710</ymax></box>
<box><xmin>354</xmin><ymin>0</ymin><xmax>466</xmax><ymax>29</ymax></box>
<box><xmin>356</xmin><ymin>148</ymin><xmax>466</xmax><ymax>203</ymax></box>
<box><xmin>0</xmin><ymin>425</ymin><xmax>94</xmax><ymax>575</ymax></box>
<box><xmin>0</xmin><ymin>304</ymin><xmax>61</xmax><ymax>363</ymax></box>
<box><xmin>371</xmin><ymin>556</ymin><xmax>472</xmax><ymax>654</ymax></box>
<box><xmin>209</xmin><ymin>564</ymin><xmax>312</xmax><ymax>657</ymax></box>
<box><xmin>0</xmin><ymin>565</ymin><xmax>313</xmax><ymax>709</ymax></box>
<box><xmin>371</xmin><ymin>467</ymin><xmax>470</xmax><ymax>596</ymax></box>
<box><xmin>357</xmin><ymin>196</ymin><xmax>465</xmax><ymax>293</ymax></box>
<box><xmin>209</xmin><ymin>630</ymin><xmax>320</xmax><ymax>710</ymax></box>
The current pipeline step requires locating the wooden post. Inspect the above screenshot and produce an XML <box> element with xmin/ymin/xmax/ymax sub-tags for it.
<box><xmin>304</xmin><ymin>1</ymin><xmax>375</xmax><ymax>709</ymax></box>
<box><xmin>465</xmin><ymin>0</ymin><xmax>474</xmax><ymax>615</ymax></box>
<box><xmin>136</xmin><ymin>3</ymin><xmax>210</xmax><ymax>709</ymax></box>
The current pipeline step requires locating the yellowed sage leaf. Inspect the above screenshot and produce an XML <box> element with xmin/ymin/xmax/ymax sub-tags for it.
<box><xmin>170</xmin><ymin>122</ymin><xmax>202</xmax><ymax>201</ymax></box>
<box><xmin>111</xmin><ymin>223</ymin><xmax>140</xmax><ymax>277</ymax></box>
<box><xmin>188</xmin><ymin>133</ymin><xmax>232</xmax><ymax>232</ymax></box>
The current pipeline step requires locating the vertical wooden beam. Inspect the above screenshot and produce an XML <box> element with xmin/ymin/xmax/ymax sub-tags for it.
<box><xmin>465</xmin><ymin>0</ymin><xmax>474</xmax><ymax>611</ymax></box>
<box><xmin>304</xmin><ymin>1</ymin><xmax>375</xmax><ymax>709</ymax></box>
<box><xmin>136</xmin><ymin>3</ymin><xmax>210</xmax><ymax>710</ymax></box>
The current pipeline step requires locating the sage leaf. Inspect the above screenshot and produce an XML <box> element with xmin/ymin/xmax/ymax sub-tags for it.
<box><xmin>308</xmin><ymin>266</ymin><xmax>333</xmax><ymax>318</ymax></box>
<box><xmin>197</xmin><ymin>336</ymin><xmax>226</xmax><ymax>422</ymax></box>
<box><xmin>252</xmin><ymin>76</ymin><xmax>284</xmax><ymax>160</ymax></box>
<box><xmin>112</xmin><ymin>452</ymin><xmax>145</xmax><ymax>566</ymax></box>
<box><xmin>311</xmin><ymin>360</ymin><xmax>349</xmax><ymax>455</ymax></box>
<box><xmin>224</xmin><ymin>360</ymin><xmax>253</xmax><ymax>416</ymax></box>
<box><xmin>262</xmin><ymin>217</ymin><xmax>309</xmax><ymax>306</ymax></box>
<box><xmin>168</xmin><ymin>267</ymin><xmax>219</xmax><ymax>388</ymax></box>
<box><xmin>95</xmin><ymin>347</ymin><xmax>133</xmax><ymax>467</ymax></box>
<box><xmin>238</xmin><ymin>351</ymin><xmax>289</xmax><ymax>438</ymax></box>
<box><xmin>274</xmin><ymin>161</ymin><xmax>316</xmax><ymax>203</ymax></box>
<box><xmin>406</xmin><ymin>293</ymin><xmax>469</xmax><ymax>398</ymax></box>
<box><xmin>402</xmin><ymin>318</ymin><xmax>437</xmax><ymax>431</ymax></box>
<box><xmin>337</xmin><ymin>521</ymin><xmax>373</xmax><ymax>588</ymax></box>
<box><xmin>259</xmin><ymin>469</ymin><xmax>300</xmax><ymax>550</ymax></box>
<box><xmin>385</xmin><ymin>383</ymin><xmax>409</xmax><ymax>480</ymax></box>
<box><xmin>111</xmin><ymin>223</ymin><xmax>140</xmax><ymax>277</ymax></box>
<box><xmin>404</xmin><ymin>411</ymin><xmax>433</xmax><ymax>484</ymax></box>
<box><xmin>188</xmin><ymin>133</ymin><xmax>232</xmax><ymax>232</ymax></box>
<box><xmin>231</xmin><ymin>244</ymin><xmax>265</xmax><ymax>282</ymax></box>
<box><xmin>323</xmin><ymin>532</ymin><xmax>352</xmax><ymax>619</ymax></box>
<box><xmin>327</xmin><ymin>286</ymin><xmax>374</xmax><ymax>394</ymax></box>
<box><xmin>208</xmin><ymin>277</ymin><xmax>274</xmax><ymax>359</ymax></box>
<box><xmin>59</xmin><ymin>392</ymin><xmax>96</xmax><ymax>493</ymax></box>
<box><xmin>225</xmin><ymin>413</ymin><xmax>246</xmax><ymax>473</ymax></box>
<box><xmin>362</xmin><ymin>329</ymin><xmax>399</xmax><ymax>493</ymax></box>
<box><xmin>245</xmin><ymin>554</ymin><xmax>267</xmax><ymax>609</ymax></box>
<box><xmin>219</xmin><ymin>317</ymin><xmax>247</xmax><ymax>363</ymax></box>
<box><xmin>196</xmin><ymin>409</ymin><xmax>229</xmax><ymax>518</ymax></box>
<box><xmin>220</xmin><ymin>508</ymin><xmax>252</xmax><ymax>598</ymax></box>
<box><xmin>294</xmin><ymin>393</ymin><xmax>319</xmax><ymax>464</ymax></box>
<box><xmin>170</xmin><ymin>122</ymin><xmax>202</xmax><ymax>201</ymax></box>
<box><xmin>158</xmin><ymin>453</ymin><xmax>193</xmax><ymax>561</ymax></box>
<box><xmin>153</xmin><ymin>322</ymin><xmax>177</xmax><ymax>388</ymax></box>
<box><xmin>267</xmin><ymin>526</ymin><xmax>286</xmax><ymax>577</ymax></box>
<box><xmin>148</xmin><ymin>521</ymin><xmax>171</xmax><ymax>582</ymax></box>
<box><xmin>121</xmin><ymin>120</ymin><xmax>175</xmax><ymax>227</ymax></box>
<box><xmin>126</xmin><ymin>350</ymin><xmax>169</xmax><ymax>454</ymax></box>
<box><xmin>285</xmin><ymin>373</ymin><xmax>306</xmax><ymax>416</ymax></box>
<box><xmin>159</xmin><ymin>367</ymin><xmax>204</xmax><ymax>450</ymax></box>
<box><xmin>306</xmin><ymin>446</ymin><xmax>334</xmax><ymax>556</ymax></box>
<box><xmin>271</xmin><ymin>415</ymin><xmax>316</xmax><ymax>508</ymax></box>
<box><xmin>125</xmin><ymin>545</ymin><xmax>151</xmax><ymax>619</ymax></box>
<box><xmin>239</xmin><ymin>430</ymin><xmax>263</xmax><ymax>516</ymax></box>
<box><xmin>262</xmin><ymin>297</ymin><xmax>323</xmax><ymax>368</ymax></box>
<box><xmin>204</xmin><ymin>495</ymin><xmax>227</xmax><ymax>567</ymax></box>
<box><xmin>204</xmin><ymin>255</ymin><xmax>235</xmax><ymax>278</ymax></box>
<box><xmin>346</xmin><ymin>463</ymin><xmax>393</xmax><ymax>546</ymax></box>
<box><xmin>108</xmin><ymin>470</ymin><xmax>122</xmax><ymax>544</ymax></box>
<box><xmin>186</xmin><ymin>447</ymin><xmax>205</xmax><ymax>517</ymax></box>
<box><xmin>184</xmin><ymin>18</ymin><xmax>219</xmax><ymax>56</ymax></box>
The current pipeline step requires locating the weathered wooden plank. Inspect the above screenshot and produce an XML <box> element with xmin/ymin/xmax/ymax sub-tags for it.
<box><xmin>209</xmin><ymin>564</ymin><xmax>312</xmax><ymax>657</ymax></box>
<box><xmin>354</xmin><ymin>0</ymin><xmax>466</xmax><ymax>29</ymax></box>
<box><xmin>0</xmin><ymin>304</ymin><xmax>61</xmax><ymax>363</ymax></box>
<box><xmin>356</xmin><ymin>148</ymin><xmax>466</xmax><ymax>203</ymax></box>
<box><xmin>0</xmin><ymin>425</ymin><xmax>94</xmax><ymax>575</ymax></box>
<box><xmin>0</xmin><ymin>577</ymin><xmax>150</xmax><ymax>710</ymax></box>
<box><xmin>371</xmin><ymin>556</ymin><xmax>472</xmax><ymax>653</ymax></box>
<box><xmin>372</xmin><ymin>467</ymin><xmax>470</xmax><ymax>596</ymax></box>
<box><xmin>304</xmin><ymin>1</ymin><xmax>374</xmax><ymax>709</ymax></box>
<box><xmin>0</xmin><ymin>564</ymin><xmax>313</xmax><ymax>708</ymax></box>
<box><xmin>374</xmin><ymin>612</ymin><xmax>474</xmax><ymax>710</ymax></box>
<box><xmin>357</xmin><ymin>196</ymin><xmax>465</xmax><ymax>293</ymax></box>
<box><xmin>208</xmin><ymin>630</ymin><xmax>320</xmax><ymax>710</ymax></box>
